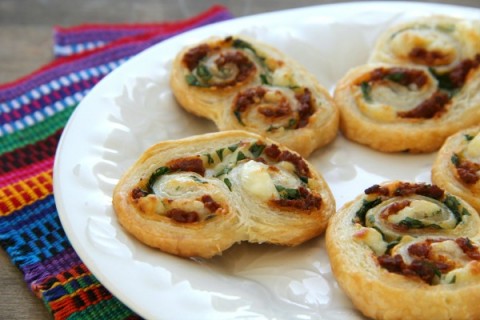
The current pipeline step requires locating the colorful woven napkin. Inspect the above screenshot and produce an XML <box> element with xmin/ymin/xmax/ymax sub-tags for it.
<box><xmin>0</xmin><ymin>5</ymin><xmax>233</xmax><ymax>319</ymax></box>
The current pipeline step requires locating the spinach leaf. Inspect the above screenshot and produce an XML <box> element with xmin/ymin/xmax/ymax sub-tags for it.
<box><xmin>196</xmin><ymin>64</ymin><xmax>212</xmax><ymax>80</ymax></box>
<box><xmin>185</xmin><ymin>74</ymin><xmax>200</xmax><ymax>86</ymax></box>
<box><xmin>214</xmin><ymin>166</ymin><xmax>232</xmax><ymax>177</ymax></box>
<box><xmin>204</xmin><ymin>153</ymin><xmax>214</xmax><ymax>165</ymax></box>
<box><xmin>232</xmin><ymin>38</ymin><xmax>257</xmax><ymax>53</ymax></box>
<box><xmin>360</xmin><ymin>82</ymin><xmax>372</xmax><ymax>102</ymax></box>
<box><xmin>260</xmin><ymin>73</ymin><xmax>271</xmax><ymax>85</ymax></box>
<box><xmin>233</xmin><ymin>110</ymin><xmax>244</xmax><ymax>125</ymax></box>
<box><xmin>147</xmin><ymin>166</ymin><xmax>170</xmax><ymax>193</ymax></box>
<box><xmin>216</xmin><ymin>148</ymin><xmax>225</xmax><ymax>161</ymax></box>
<box><xmin>236</xmin><ymin>151</ymin><xmax>246</xmax><ymax>162</ymax></box>
<box><xmin>385</xmin><ymin>72</ymin><xmax>405</xmax><ymax>83</ymax></box>
<box><xmin>285</xmin><ymin>118</ymin><xmax>297</xmax><ymax>130</ymax></box>
<box><xmin>444</xmin><ymin>195</ymin><xmax>470</xmax><ymax>223</ymax></box>
<box><xmin>451</xmin><ymin>153</ymin><xmax>459</xmax><ymax>166</ymax></box>
<box><xmin>190</xmin><ymin>176</ymin><xmax>207</xmax><ymax>184</ymax></box>
<box><xmin>428</xmin><ymin>68</ymin><xmax>458</xmax><ymax>97</ymax></box>
<box><xmin>275</xmin><ymin>185</ymin><xmax>300</xmax><ymax>200</ymax></box>
<box><xmin>355</xmin><ymin>198</ymin><xmax>382</xmax><ymax>225</ymax></box>
<box><xmin>224</xmin><ymin>178</ymin><xmax>232</xmax><ymax>191</ymax></box>
<box><xmin>228</xmin><ymin>143</ymin><xmax>239</xmax><ymax>153</ymax></box>
<box><xmin>249</xmin><ymin>142</ymin><xmax>266</xmax><ymax>158</ymax></box>
<box><xmin>299</xmin><ymin>176</ymin><xmax>308</xmax><ymax>184</ymax></box>
<box><xmin>397</xmin><ymin>217</ymin><xmax>441</xmax><ymax>229</ymax></box>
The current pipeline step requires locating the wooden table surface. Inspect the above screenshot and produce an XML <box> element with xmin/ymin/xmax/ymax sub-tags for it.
<box><xmin>1</xmin><ymin>0</ymin><xmax>480</xmax><ymax>318</ymax></box>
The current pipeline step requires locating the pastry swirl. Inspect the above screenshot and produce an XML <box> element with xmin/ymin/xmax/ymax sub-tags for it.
<box><xmin>334</xmin><ymin>62</ymin><xmax>480</xmax><ymax>152</ymax></box>
<box><xmin>432</xmin><ymin>126</ymin><xmax>480</xmax><ymax>212</ymax></box>
<box><xmin>326</xmin><ymin>181</ymin><xmax>480</xmax><ymax>320</ymax></box>
<box><xmin>170</xmin><ymin>35</ymin><xmax>339</xmax><ymax>157</ymax></box>
<box><xmin>113</xmin><ymin>130</ymin><xmax>335</xmax><ymax>258</ymax></box>
<box><xmin>369</xmin><ymin>16</ymin><xmax>480</xmax><ymax>73</ymax></box>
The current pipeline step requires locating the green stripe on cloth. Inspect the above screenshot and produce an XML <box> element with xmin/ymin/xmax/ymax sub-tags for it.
<box><xmin>65</xmin><ymin>299</ymin><xmax>139</xmax><ymax>320</ymax></box>
<box><xmin>0</xmin><ymin>105</ymin><xmax>76</xmax><ymax>155</ymax></box>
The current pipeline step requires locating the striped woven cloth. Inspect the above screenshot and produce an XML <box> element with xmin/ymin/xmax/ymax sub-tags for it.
<box><xmin>0</xmin><ymin>5</ymin><xmax>233</xmax><ymax>319</ymax></box>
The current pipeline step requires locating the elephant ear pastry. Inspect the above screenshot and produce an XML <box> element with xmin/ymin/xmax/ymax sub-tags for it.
<box><xmin>369</xmin><ymin>15</ymin><xmax>480</xmax><ymax>73</ymax></box>
<box><xmin>113</xmin><ymin>130</ymin><xmax>335</xmax><ymax>258</ymax></box>
<box><xmin>432</xmin><ymin>126</ymin><xmax>480</xmax><ymax>212</ymax></box>
<box><xmin>326</xmin><ymin>181</ymin><xmax>480</xmax><ymax>320</ymax></box>
<box><xmin>334</xmin><ymin>62</ymin><xmax>480</xmax><ymax>152</ymax></box>
<box><xmin>170</xmin><ymin>35</ymin><xmax>339</xmax><ymax>157</ymax></box>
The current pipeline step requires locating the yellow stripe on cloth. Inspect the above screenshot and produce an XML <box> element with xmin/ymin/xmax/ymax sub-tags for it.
<box><xmin>0</xmin><ymin>170</ymin><xmax>53</xmax><ymax>216</ymax></box>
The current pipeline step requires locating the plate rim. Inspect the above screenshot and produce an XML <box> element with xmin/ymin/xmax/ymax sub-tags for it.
<box><xmin>53</xmin><ymin>2</ymin><xmax>480</xmax><ymax>318</ymax></box>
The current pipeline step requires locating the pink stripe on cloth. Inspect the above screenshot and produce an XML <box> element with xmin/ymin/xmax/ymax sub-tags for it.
<box><xmin>0</xmin><ymin>157</ymin><xmax>54</xmax><ymax>188</ymax></box>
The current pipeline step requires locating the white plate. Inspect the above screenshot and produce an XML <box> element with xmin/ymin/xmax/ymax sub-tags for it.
<box><xmin>53</xmin><ymin>2</ymin><xmax>480</xmax><ymax>319</ymax></box>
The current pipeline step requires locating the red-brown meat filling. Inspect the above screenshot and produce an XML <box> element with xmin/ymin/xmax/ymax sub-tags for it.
<box><xmin>166</xmin><ymin>209</ymin><xmax>199</xmax><ymax>223</ymax></box>
<box><xmin>295</xmin><ymin>88</ymin><xmax>315</xmax><ymax>128</ymax></box>
<box><xmin>378</xmin><ymin>237</ymin><xmax>480</xmax><ymax>284</ymax></box>
<box><xmin>455</xmin><ymin>159</ymin><xmax>480</xmax><ymax>184</ymax></box>
<box><xmin>368</xmin><ymin>67</ymin><xmax>428</xmax><ymax>88</ymax></box>
<box><xmin>446</xmin><ymin>54</ymin><xmax>480</xmax><ymax>88</ymax></box>
<box><xmin>131</xmin><ymin>187</ymin><xmax>148</xmax><ymax>199</ymax></box>
<box><xmin>270</xmin><ymin>186</ymin><xmax>322</xmax><ymax>210</ymax></box>
<box><xmin>258</xmin><ymin>100</ymin><xmax>291</xmax><ymax>118</ymax></box>
<box><xmin>264</xmin><ymin>144</ymin><xmax>310</xmax><ymax>178</ymax></box>
<box><xmin>397</xmin><ymin>91</ymin><xmax>450</xmax><ymax>119</ymax></box>
<box><xmin>380</xmin><ymin>200</ymin><xmax>411</xmax><ymax>219</ymax></box>
<box><xmin>235</xmin><ymin>87</ymin><xmax>267</xmax><ymax>114</ymax></box>
<box><xmin>167</xmin><ymin>156</ymin><xmax>205</xmax><ymax>176</ymax></box>
<box><xmin>214</xmin><ymin>51</ymin><xmax>256</xmax><ymax>87</ymax></box>
<box><xmin>409</xmin><ymin>47</ymin><xmax>450</xmax><ymax>66</ymax></box>
<box><xmin>164</xmin><ymin>195</ymin><xmax>222</xmax><ymax>224</ymax></box>
<box><xmin>201</xmin><ymin>195</ymin><xmax>221</xmax><ymax>213</ymax></box>
<box><xmin>233</xmin><ymin>87</ymin><xmax>315</xmax><ymax>129</ymax></box>
<box><xmin>182</xmin><ymin>44</ymin><xmax>210</xmax><ymax>71</ymax></box>
<box><xmin>364</xmin><ymin>182</ymin><xmax>444</xmax><ymax>200</ymax></box>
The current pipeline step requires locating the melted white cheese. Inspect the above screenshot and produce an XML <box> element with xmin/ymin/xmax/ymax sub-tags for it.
<box><xmin>430</xmin><ymin>240</ymin><xmax>469</xmax><ymax>265</ymax></box>
<box><xmin>153</xmin><ymin>174</ymin><xmax>203</xmax><ymax>197</ymax></box>
<box><xmin>443</xmin><ymin>261</ymin><xmax>480</xmax><ymax>284</ymax></box>
<box><xmin>387</xmin><ymin>199</ymin><xmax>456</xmax><ymax>229</ymax></box>
<box><xmin>353</xmin><ymin>226</ymin><xmax>388</xmax><ymax>256</ymax></box>
<box><xmin>240</xmin><ymin>160</ymin><xmax>278</xmax><ymax>201</ymax></box>
<box><xmin>465</xmin><ymin>133</ymin><xmax>480</xmax><ymax>161</ymax></box>
<box><xmin>272</xmin><ymin>68</ymin><xmax>295</xmax><ymax>87</ymax></box>
<box><xmin>272</xmin><ymin>161</ymin><xmax>299</xmax><ymax>188</ymax></box>
<box><xmin>431</xmin><ymin>240</ymin><xmax>480</xmax><ymax>285</ymax></box>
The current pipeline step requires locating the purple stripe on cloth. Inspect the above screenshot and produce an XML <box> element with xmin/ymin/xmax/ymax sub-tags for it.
<box><xmin>23</xmin><ymin>247</ymin><xmax>82</xmax><ymax>286</ymax></box>
<box><xmin>54</xmin><ymin>10</ymin><xmax>233</xmax><ymax>46</ymax></box>
<box><xmin>56</xmin><ymin>28</ymin><xmax>170</xmax><ymax>46</ymax></box>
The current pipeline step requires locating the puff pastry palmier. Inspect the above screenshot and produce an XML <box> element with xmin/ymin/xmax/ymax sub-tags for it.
<box><xmin>326</xmin><ymin>181</ymin><xmax>480</xmax><ymax>320</ymax></box>
<box><xmin>369</xmin><ymin>15</ymin><xmax>480</xmax><ymax>73</ymax></box>
<box><xmin>432</xmin><ymin>126</ymin><xmax>480</xmax><ymax>212</ymax></box>
<box><xmin>170</xmin><ymin>35</ymin><xmax>339</xmax><ymax>157</ymax></box>
<box><xmin>113</xmin><ymin>130</ymin><xmax>335</xmax><ymax>258</ymax></box>
<box><xmin>334</xmin><ymin>62</ymin><xmax>480</xmax><ymax>152</ymax></box>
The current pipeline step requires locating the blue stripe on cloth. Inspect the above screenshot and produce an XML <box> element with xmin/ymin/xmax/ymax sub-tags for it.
<box><xmin>42</xmin><ymin>273</ymin><xmax>99</xmax><ymax>302</ymax></box>
<box><xmin>0</xmin><ymin>195</ymin><xmax>70</xmax><ymax>269</ymax></box>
